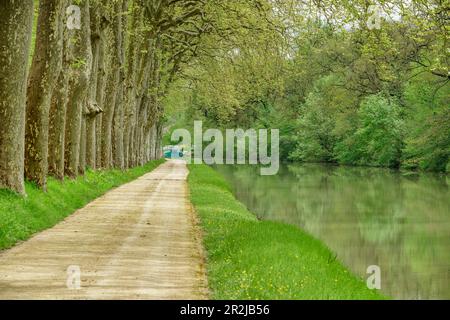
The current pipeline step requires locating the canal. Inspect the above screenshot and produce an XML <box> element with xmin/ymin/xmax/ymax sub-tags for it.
<box><xmin>213</xmin><ymin>163</ymin><xmax>450</xmax><ymax>299</ymax></box>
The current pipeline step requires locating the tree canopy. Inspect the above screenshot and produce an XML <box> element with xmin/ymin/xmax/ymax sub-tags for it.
<box><xmin>167</xmin><ymin>0</ymin><xmax>449</xmax><ymax>172</ymax></box>
<box><xmin>0</xmin><ymin>0</ymin><xmax>448</xmax><ymax>195</ymax></box>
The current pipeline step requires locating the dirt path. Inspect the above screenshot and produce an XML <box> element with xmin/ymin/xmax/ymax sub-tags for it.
<box><xmin>0</xmin><ymin>160</ymin><xmax>208</xmax><ymax>300</ymax></box>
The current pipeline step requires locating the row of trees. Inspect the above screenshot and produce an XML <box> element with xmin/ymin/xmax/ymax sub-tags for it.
<box><xmin>0</xmin><ymin>0</ymin><xmax>271</xmax><ymax>194</ymax></box>
<box><xmin>171</xmin><ymin>0</ymin><xmax>449</xmax><ymax>172</ymax></box>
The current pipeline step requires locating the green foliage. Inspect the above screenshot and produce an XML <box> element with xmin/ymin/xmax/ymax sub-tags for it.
<box><xmin>403</xmin><ymin>109</ymin><xmax>450</xmax><ymax>172</ymax></box>
<box><xmin>290</xmin><ymin>107</ymin><xmax>336</xmax><ymax>162</ymax></box>
<box><xmin>335</xmin><ymin>95</ymin><xmax>404</xmax><ymax>168</ymax></box>
<box><xmin>188</xmin><ymin>164</ymin><xmax>386</xmax><ymax>299</ymax></box>
<box><xmin>161</xmin><ymin>1</ymin><xmax>449</xmax><ymax>173</ymax></box>
<box><xmin>254</xmin><ymin>103</ymin><xmax>298</xmax><ymax>160</ymax></box>
<box><xmin>401</xmin><ymin>76</ymin><xmax>450</xmax><ymax>172</ymax></box>
<box><xmin>71</xmin><ymin>58</ymin><xmax>87</xmax><ymax>69</ymax></box>
<box><xmin>0</xmin><ymin>160</ymin><xmax>164</xmax><ymax>250</ymax></box>
<box><xmin>289</xmin><ymin>76</ymin><xmax>356</xmax><ymax>163</ymax></box>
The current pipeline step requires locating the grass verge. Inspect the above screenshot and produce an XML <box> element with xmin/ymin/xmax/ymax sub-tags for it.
<box><xmin>187</xmin><ymin>164</ymin><xmax>386</xmax><ymax>300</ymax></box>
<box><xmin>0</xmin><ymin>159</ymin><xmax>165</xmax><ymax>250</ymax></box>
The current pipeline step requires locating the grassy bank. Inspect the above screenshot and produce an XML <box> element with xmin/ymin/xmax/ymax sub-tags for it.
<box><xmin>188</xmin><ymin>164</ymin><xmax>386</xmax><ymax>300</ymax></box>
<box><xmin>0</xmin><ymin>159</ymin><xmax>165</xmax><ymax>250</ymax></box>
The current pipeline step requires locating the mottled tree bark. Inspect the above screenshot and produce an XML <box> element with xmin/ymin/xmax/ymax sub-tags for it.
<box><xmin>48</xmin><ymin>5</ymin><xmax>74</xmax><ymax>181</ymax></box>
<box><xmin>0</xmin><ymin>0</ymin><xmax>34</xmax><ymax>194</ymax></box>
<box><xmin>25</xmin><ymin>0</ymin><xmax>64</xmax><ymax>190</ymax></box>
<box><xmin>113</xmin><ymin>0</ymin><xmax>128</xmax><ymax>169</ymax></box>
<box><xmin>130</xmin><ymin>37</ymin><xmax>156</xmax><ymax>167</ymax></box>
<box><xmin>86</xmin><ymin>115</ymin><xmax>96</xmax><ymax>169</ymax></box>
<box><xmin>149</xmin><ymin>124</ymin><xmax>156</xmax><ymax>161</ymax></box>
<box><xmin>123</xmin><ymin>4</ymin><xmax>143</xmax><ymax>169</ymax></box>
<box><xmin>143</xmin><ymin>37</ymin><xmax>163</xmax><ymax>164</ymax></box>
<box><xmin>113</xmin><ymin>86</ymin><xmax>125</xmax><ymax>169</ymax></box>
<box><xmin>86</xmin><ymin>95</ymin><xmax>99</xmax><ymax>170</ymax></box>
<box><xmin>79</xmin><ymin>108</ymin><xmax>87</xmax><ymax>175</ymax></box>
<box><xmin>64</xmin><ymin>0</ymin><xmax>93</xmax><ymax>178</ymax></box>
<box><xmin>155</xmin><ymin>121</ymin><xmax>163</xmax><ymax>159</ymax></box>
<box><xmin>101</xmin><ymin>2</ymin><xmax>122</xmax><ymax>169</ymax></box>
<box><xmin>48</xmin><ymin>69</ymin><xmax>69</xmax><ymax>180</ymax></box>
<box><xmin>95</xmin><ymin>28</ymin><xmax>107</xmax><ymax>169</ymax></box>
<box><xmin>95</xmin><ymin>116</ymin><xmax>103</xmax><ymax>168</ymax></box>
<box><xmin>85</xmin><ymin>5</ymin><xmax>103</xmax><ymax>170</ymax></box>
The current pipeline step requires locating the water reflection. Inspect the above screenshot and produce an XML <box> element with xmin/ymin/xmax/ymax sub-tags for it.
<box><xmin>213</xmin><ymin>164</ymin><xmax>450</xmax><ymax>300</ymax></box>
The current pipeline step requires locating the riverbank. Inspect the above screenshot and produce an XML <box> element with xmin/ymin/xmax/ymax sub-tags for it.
<box><xmin>0</xmin><ymin>159</ymin><xmax>165</xmax><ymax>250</ymax></box>
<box><xmin>285</xmin><ymin>160</ymin><xmax>450</xmax><ymax>175</ymax></box>
<box><xmin>187</xmin><ymin>164</ymin><xmax>386</xmax><ymax>299</ymax></box>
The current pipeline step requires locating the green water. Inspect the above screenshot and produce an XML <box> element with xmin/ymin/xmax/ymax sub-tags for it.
<box><xmin>213</xmin><ymin>163</ymin><xmax>450</xmax><ymax>300</ymax></box>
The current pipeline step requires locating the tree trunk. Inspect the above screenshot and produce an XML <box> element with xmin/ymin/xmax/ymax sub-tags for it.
<box><xmin>64</xmin><ymin>0</ymin><xmax>92</xmax><ymax>178</ymax></box>
<box><xmin>79</xmin><ymin>109</ymin><xmax>87</xmax><ymax>175</ymax></box>
<box><xmin>101</xmin><ymin>2</ymin><xmax>123</xmax><ymax>169</ymax></box>
<box><xmin>95</xmin><ymin>27</ymin><xmax>107</xmax><ymax>169</ymax></box>
<box><xmin>113</xmin><ymin>87</ymin><xmax>125</xmax><ymax>169</ymax></box>
<box><xmin>95</xmin><ymin>115</ymin><xmax>103</xmax><ymax>169</ymax></box>
<box><xmin>48</xmin><ymin>69</ymin><xmax>69</xmax><ymax>180</ymax></box>
<box><xmin>85</xmin><ymin>5</ymin><xmax>103</xmax><ymax>170</ymax></box>
<box><xmin>148</xmin><ymin>124</ymin><xmax>155</xmax><ymax>161</ymax></box>
<box><xmin>112</xmin><ymin>0</ymin><xmax>127</xmax><ymax>170</ymax></box>
<box><xmin>86</xmin><ymin>114</ymin><xmax>97</xmax><ymax>169</ymax></box>
<box><xmin>155</xmin><ymin>121</ymin><xmax>163</xmax><ymax>159</ymax></box>
<box><xmin>123</xmin><ymin>3</ymin><xmax>143</xmax><ymax>169</ymax></box>
<box><xmin>25</xmin><ymin>0</ymin><xmax>64</xmax><ymax>190</ymax></box>
<box><xmin>0</xmin><ymin>0</ymin><xmax>34</xmax><ymax>194</ymax></box>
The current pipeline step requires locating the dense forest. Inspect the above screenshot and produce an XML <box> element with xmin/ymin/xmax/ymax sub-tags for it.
<box><xmin>0</xmin><ymin>0</ymin><xmax>269</xmax><ymax>195</ymax></box>
<box><xmin>165</xmin><ymin>0</ymin><xmax>449</xmax><ymax>173</ymax></box>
